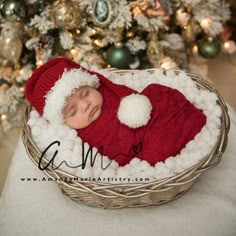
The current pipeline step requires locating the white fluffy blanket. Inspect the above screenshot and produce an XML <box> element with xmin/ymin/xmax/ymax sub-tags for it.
<box><xmin>27</xmin><ymin>68</ymin><xmax>221</xmax><ymax>183</ymax></box>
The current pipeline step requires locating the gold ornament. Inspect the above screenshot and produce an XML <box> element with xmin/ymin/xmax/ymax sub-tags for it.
<box><xmin>176</xmin><ymin>9</ymin><xmax>189</xmax><ymax>27</ymax></box>
<box><xmin>0</xmin><ymin>33</ymin><xmax>22</xmax><ymax>64</ymax></box>
<box><xmin>0</xmin><ymin>65</ymin><xmax>19</xmax><ymax>93</ymax></box>
<box><xmin>131</xmin><ymin>0</ymin><xmax>165</xmax><ymax>18</ymax></box>
<box><xmin>114</xmin><ymin>27</ymin><xmax>124</xmax><ymax>47</ymax></box>
<box><xmin>182</xmin><ymin>20</ymin><xmax>196</xmax><ymax>43</ymax></box>
<box><xmin>145</xmin><ymin>8</ymin><xmax>164</xmax><ymax>17</ymax></box>
<box><xmin>35</xmin><ymin>48</ymin><xmax>45</xmax><ymax>67</ymax></box>
<box><xmin>147</xmin><ymin>33</ymin><xmax>163</xmax><ymax>67</ymax></box>
<box><xmin>50</xmin><ymin>0</ymin><xmax>80</xmax><ymax>29</ymax></box>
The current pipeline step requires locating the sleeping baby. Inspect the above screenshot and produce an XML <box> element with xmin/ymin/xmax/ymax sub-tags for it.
<box><xmin>25</xmin><ymin>57</ymin><xmax>206</xmax><ymax>166</ymax></box>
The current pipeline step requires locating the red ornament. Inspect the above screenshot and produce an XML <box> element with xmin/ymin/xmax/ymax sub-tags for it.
<box><xmin>220</xmin><ymin>25</ymin><xmax>233</xmax><ymax>41</ymax></box>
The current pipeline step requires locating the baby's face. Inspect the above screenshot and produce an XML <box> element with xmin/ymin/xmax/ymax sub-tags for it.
<box><xmin>63</xmin><ymin>86</ymin><xmax>103</xmax><ymax>129</ymax></box>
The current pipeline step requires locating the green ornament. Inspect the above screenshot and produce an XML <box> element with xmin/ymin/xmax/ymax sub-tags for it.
<box><xmin>0</xmin><ymin>0</ymin><xmax>26</xmax><ymax>22</ymax></box>
<box><xmin>107</xmin><ymin>46</ymin><xmax>133</xmax><ymax>69</ymax></box>
<box><xmin>198</xmin><ymin>38</ymin><xmax>221</xmax><ymax>59</ymax></box>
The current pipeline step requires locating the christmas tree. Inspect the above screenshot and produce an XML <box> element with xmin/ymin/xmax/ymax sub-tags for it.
<box><xmin>0</xmin><ymin>0</ymin><xmax>234</xmax><ymax>135</ymax></box>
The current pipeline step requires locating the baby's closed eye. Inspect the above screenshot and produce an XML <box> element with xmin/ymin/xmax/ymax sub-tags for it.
<box><xmin>70</xmin><ymin>107</ymin><xmax>77</xmax><ymax>116</ymax></box>
<box><xmin>80</xmin><ymin>89</ymin><xmax>89</xmax><ymax>98</ymax></box>
<box><xmin>65</xmin><ymin>105</ymin><xmax>76</xmax><ymax>118</ymax></box>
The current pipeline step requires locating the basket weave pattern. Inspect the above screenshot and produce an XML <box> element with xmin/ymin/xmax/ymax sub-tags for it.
<box><xmin>22</xmin><ymin>69</ymin><xmax>230</xmax><ymax>209</ymax></box>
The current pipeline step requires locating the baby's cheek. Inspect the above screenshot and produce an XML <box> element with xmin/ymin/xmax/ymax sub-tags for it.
<box><xmin>64</xmin><ymin>115</ymin><xmax>79</xmax><ymax>129</ymax></box>
<box><xmin>64</xmin><ymin>118</ymin><xmax>74</xmax><ymax>129</ymax></box>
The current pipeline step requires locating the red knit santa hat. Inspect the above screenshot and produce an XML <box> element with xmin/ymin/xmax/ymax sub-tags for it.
<box><xmin>25</xmin><ymin>57</ymin><xmax>152</xmax><ymax>128</ymax></box>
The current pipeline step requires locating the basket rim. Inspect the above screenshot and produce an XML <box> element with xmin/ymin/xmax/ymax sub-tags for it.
<box><xmin>21</xmin><ymin>68</ymin><xmax>230</xmax><ymax>189</ymax></box>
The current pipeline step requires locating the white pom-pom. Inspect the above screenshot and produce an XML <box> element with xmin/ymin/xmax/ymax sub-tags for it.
<box><xmin>30</xmin><ymin>110</ymin><xmax>40</xmax><ymax>119</ymax></box>
<box><xmin>27</xmin><ymin>118</ymin><xmax>37</xmax><ymax>127</ymax></box>
<box><xmin>116</xmin><ymin>167</ymin><xmax>128</xmax><ymax>178</ymax></box>
<box><xmin>67</xmin><ymin>129</ymin><xmax>77</xmax><ymax>139</ymax></box>
<box><xmin>31</xmin><ymin>126</ymin><xmax>42</xmax><ymax>137</ymax></box>
<box><xmin>129</xmin><ymin>158</ymin><xmax>141</xmax><ymax>166</ymax></box>
<box><xmin>117</xmin><ymin>94</ymin><xmax>152</xmax><ymax>128</ymax></box>
<box><xmin>139</xmin><ymin>160</ymin><xmax>151</xmax><ymax>171</ymax></box>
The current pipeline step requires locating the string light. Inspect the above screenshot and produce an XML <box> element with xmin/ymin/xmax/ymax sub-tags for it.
<box><xmin>94</xmin><ymin>39</ymin><xmax>106</xmax><ymax>48</ymax></box>
<box><xmin>94</xmin><ymin>39</ymin><xmax>104</xmax><ymax>47</ymax></box>
<box><xmin>200</xmin><ymin>18</ymin><xmax>212</xmax><ymax>29</ymax></box>
<box><xmin>70</xmin><ymin>48</ymin><xmax>80</xmax><ymax>58</ymax></box>
<box><xmin>115</xmin><ymin>42</ymin><xmax>122</xmax><ymax>48</ymax></box>
<box><xmin>126</xmin><ymin>31</ymin><xmax>134</xmax><ymax>38</ymax></box>
<box><xmin>19</xmin><ymin>69</ymin><xmax>24</xmax><ymax>75</ymax></box>
<box><xmin>68</xmin><ymin>32</ymin><xmax>73</xmax><ymax>38</ymax></box>
<box><xmin>70</xmin><ymin>48</ymin><xmax>76</xmax><ymax>55</ymax></box>
<box><xmin>20</xmin><ymin>87</ymin><xmax>25</xmax><ymax>92</ymax></box>
<box><xmin>37</xmin><ymin>60</ymin><xmax>43</xmax><ymax>67</ymax></box>
<box><xmin>1</xmin><ymin>114</ymin><xmax>7</xmax><ymax>121</ymax></box>
<box><xmin>133</xmin><ymin>6</ymin><xmax>142</xmax><ymax>15</ymax></box>
<box><xmin>76</xmin><ymin>29</ymin><xmax>81</xmax><ymax>34</ymax></box>
<box><xmin>224</xmin><ymin>41</ymin><xmax>231</xmax><ymax>50</ymax></box>
<box><xmin>223</xmin><ymin>40</ymin><xmax>236</xmax><ymax>54</ymax></box>
<box><xmin>192</xmin><ymin>45</ymin><xmax>198</xmax><ymax>55</ymax></box>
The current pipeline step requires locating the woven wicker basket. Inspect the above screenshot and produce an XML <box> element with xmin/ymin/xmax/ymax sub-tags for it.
<box><xmin>21</xmin><ymin>69</ymin><xmax>230</xmax><ymax>209</ymax></box>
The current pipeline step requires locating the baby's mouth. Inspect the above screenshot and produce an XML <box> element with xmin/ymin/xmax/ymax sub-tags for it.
<box><xmin>90</xmin><ymin>106</ymin><xmax>97</xmax><ymax>118</ymax></box>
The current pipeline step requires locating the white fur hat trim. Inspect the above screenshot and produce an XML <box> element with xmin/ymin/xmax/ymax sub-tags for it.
<box><xmin>43</xmin><ymin>69</ymin><xmax>100</xmax><ymax>125</ymax></box>
<box><xmin>117</xmin><ymin>94</ymin><xmax>152</xmax><ymax>128</ymax></box>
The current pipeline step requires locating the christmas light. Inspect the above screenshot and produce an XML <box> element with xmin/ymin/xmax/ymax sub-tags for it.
<box><xmin>94</xmin><ymin>39</ymin><xmax>99</xmax><ymax>45</ymax></box>
<box><xmin>20</xmin><ymin>87</ymin><xmax>25</xmax><ymax>92</ymax></box>
<box><xmin>224</xmin><ymin>41</ymin><xmax>230</xmax><ymax>49</ymax></box>
<box><xmin>76</xmin><ymin>29</ymin><xmax>81</xmax><ymax>34</ymax></box>
<box><xmin>126</xmin><ymin>31</ymin><xmax>134</xmax><ymax>38</ymax></box>
<box><xmin>176</xmin><ymin>9</ymin><xmax>189</xmax><ymax>27</ymax></box>
<box><xmin>192</xmin><ymin>45</ymin><xmax>198</xmax><ymax>55</ymax></box>
<box><xmin>223</xmin><ymin>40</ymin><xmax>236</xmax><ymax>54</ymax></box>
<box><xmin>37</xmin><ymin>60</ymin><xmax>43</xmax><ymax>67</ymax></box>
<box><xmin>133</xmin><ymin>6</ymin><xmax>142</xmax><ymax>14</ymax></box>
<box><xmin>70</xmin><ymin>48</ymin><xmax>79</xmax><ymax>57</ymax></box>
<box><xmin>115</xmin><ymin>42</ymin><xmax>122</xmax><ymax>48</ymax></box>
<box><xmin>19</xmin><ymin>69</ymin><xmax>24</xmax><ymax>75</ymax></box>
<box><xmin>1</xmin><ymin>114</ymin><xmax>7</xmax><ymax>121</ymax></box>
<box><xmin>70</xmin><ymin>48</ymin><xmax>76</xmax><ymax>55</ymax></box>
<box><xmin>200</xmin><ymin>18</ymin><xmax>212</xmax><ymax>29</ymax></box>
<box><xmin>94</xmin><ymin>39</ymin><xmax>103</xmax><ymax>47</ymax></box>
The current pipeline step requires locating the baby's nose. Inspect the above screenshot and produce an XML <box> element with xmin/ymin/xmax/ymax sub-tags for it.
<box><xmin>80</xmin><ymin>100</ymin><xmax>90</xmax><ymax>112</ymax></box>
